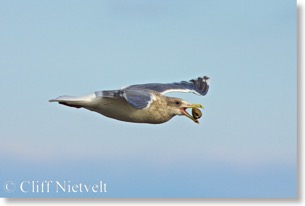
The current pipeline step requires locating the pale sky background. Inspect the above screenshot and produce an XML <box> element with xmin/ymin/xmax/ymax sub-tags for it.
<box><xmin>0</xmin><ymin>0</ymin><xmax>296</xmax><ymax>198</ymax></box>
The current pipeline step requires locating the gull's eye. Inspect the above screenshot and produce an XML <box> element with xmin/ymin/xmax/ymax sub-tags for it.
<box><xmin>175</xmin><ymin>101</ymin><xmax>181</xmax><ymax>106</ymax></box>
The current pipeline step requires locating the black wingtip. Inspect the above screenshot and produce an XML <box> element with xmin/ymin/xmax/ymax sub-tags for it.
<box><xmin>190</xmin><ymin>76</ymin><xmax>210</xmax><ymax>96</ymax></box>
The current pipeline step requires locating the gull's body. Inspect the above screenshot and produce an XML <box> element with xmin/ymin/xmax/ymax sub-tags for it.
<box><xmin>50</xmin><ymin>76</ymin><xmax>210</xmax><ymax>124</ymax></box>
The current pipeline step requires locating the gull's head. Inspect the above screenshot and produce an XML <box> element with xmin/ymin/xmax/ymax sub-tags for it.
<box><xmin>166</xmin><ymin>97</ymin><xmax>203</xmax><ymax>124</ymax></box>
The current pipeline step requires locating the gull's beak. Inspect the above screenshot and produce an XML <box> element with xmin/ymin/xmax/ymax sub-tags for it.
<box><xmin>180</xmin><ymin>104</ymin><xmax>204</xmax><ymax>124</ymax></box>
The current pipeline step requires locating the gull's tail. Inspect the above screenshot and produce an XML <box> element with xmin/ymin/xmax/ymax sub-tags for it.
<box><xmin>49</xmin><ymin>94</ymin><xmax>95</xmax><ymax>108</ymax></box>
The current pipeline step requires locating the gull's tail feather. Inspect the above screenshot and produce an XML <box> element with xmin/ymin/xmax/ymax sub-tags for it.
<box><xmin>49</xmin><ymin>94</ymin><xmax>95</xmax><ymax>109</ymax></box>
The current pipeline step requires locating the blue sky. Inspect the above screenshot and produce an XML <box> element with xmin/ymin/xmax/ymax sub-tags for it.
<box><xmin>0</xmin><ymin>0</ymin><xmax>296</xmax><ymax>198</ymax></box>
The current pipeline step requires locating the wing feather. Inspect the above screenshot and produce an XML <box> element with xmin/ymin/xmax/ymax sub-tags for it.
<box><xmin>124</xmin><ymin>76</ymin><xmax>209</xmax><ymax>96</ymax></box>
<box><xmin>95</xmin><ymin>89</ymin><xmax>153</xmax><ymax>110</ymax></box>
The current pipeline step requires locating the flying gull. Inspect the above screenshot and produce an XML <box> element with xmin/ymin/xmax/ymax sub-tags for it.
<box><xmin>49</xmin><ymin>76</ymin><xmax>210</xmax><ymax>124</ymax></box>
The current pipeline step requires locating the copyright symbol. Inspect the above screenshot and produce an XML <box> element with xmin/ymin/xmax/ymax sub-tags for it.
<box><xmin>3</xmin><ymin>181</ymin><xmax>16</xmax><ymax>193</ymax></box>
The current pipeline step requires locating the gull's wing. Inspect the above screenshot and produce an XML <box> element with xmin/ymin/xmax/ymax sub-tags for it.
<box><xmin>124</xmin><ymin>76</ymin><xmax>209</xmax><ymax>96</ymax></box>
<box><xmin>95</xmin><ymin>89</ymin><xmax>153</xmax><ymax>109</ymax></box>
<box><xmin>50</xmin><ymin>90</ymin><xmax>152</xmax><ymax>110</ymax></box>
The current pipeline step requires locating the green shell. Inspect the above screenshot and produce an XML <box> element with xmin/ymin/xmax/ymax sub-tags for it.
<box><xmin>192</xmin><ymin>108</ymin><xmax>202</xmax><ymax>119</ymax></box>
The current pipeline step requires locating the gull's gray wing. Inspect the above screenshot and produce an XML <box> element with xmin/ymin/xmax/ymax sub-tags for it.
<box><xmin>124</xmin><ymin>76</ymin><xmax>209</xmax><ymax>96</ymax></box>
<box><xmin>95</xmin><ymin>89</ymin><xmax>153</xmax><ymax>109</ymax></box>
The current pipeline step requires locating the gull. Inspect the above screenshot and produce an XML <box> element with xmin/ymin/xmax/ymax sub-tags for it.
<box><xmin>49</xmin><ymin>76</ymin><xmax>210</xmax><ymax>124</ymax></box>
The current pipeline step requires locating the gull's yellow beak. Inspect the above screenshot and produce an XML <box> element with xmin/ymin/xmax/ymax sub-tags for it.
<box><xmin>180</xmin><ymin>104</ymin><xmax>204</xmax><ymax>124</ymax></box>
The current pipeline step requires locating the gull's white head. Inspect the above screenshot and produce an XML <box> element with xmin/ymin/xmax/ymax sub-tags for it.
<box><xmin>165</xmin><ymin>97</ymin><xmax>203</xmax><ymax>124</ymax></box>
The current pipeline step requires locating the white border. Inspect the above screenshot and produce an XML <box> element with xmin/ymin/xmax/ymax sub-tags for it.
<box><xmin>0</xmin><ymin>0</ymin><xmax>302</xmax><ymax>205</ymax></box>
